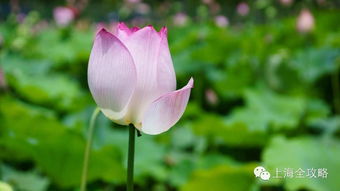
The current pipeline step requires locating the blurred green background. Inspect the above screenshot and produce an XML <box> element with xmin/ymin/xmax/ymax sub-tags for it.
<box><xmin>0</xmin><ymin>0</ymin><xmax>339</xmax><ymax>191</ymax></box>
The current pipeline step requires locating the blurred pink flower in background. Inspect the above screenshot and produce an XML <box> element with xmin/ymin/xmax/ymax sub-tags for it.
<box><xmin>214</xmin><ymin>15</ymin><xmax>229</xmax><ymax>27</ymax></box>
<box><xmin>0</xmin><ymin>69</ymin><xmax>7</xmax><ymax>89</ymax></box>
<box><xmin>16</xmin><ymin>13</ymin><xmax>26</xmax><ymax>23</ymax></box>
<box><xmin>136</xmin><ymin>3</ymin><xmax>150</xmax><ymax>14</ymax></box>
<box><xmin>32</xmin><ymin>21</ymin><xmax>49</xmax><ymax>33</ymax></box>
<box><xmin>131</xmin><ymin>17</ymin><xmax>147</xmax><ymax>27</ymax></box>
<box><xmin>53</xmin><ymin>6</ymin><xmax>76</xmax><ymax>26</ymax></box>
<box><xmin>237</xmin><ymin>2</ymin><xmax>250</xmax><ymax>16</ymax></box>
<box><xmin>201</xmin><ymin>0</ymin><xmax>220</xmax><ymax>14</ymax></box>
<box><xmin>205</xmin><ymin>89</ymin><xmax>218</xmax><ymax>105</ymax></box>
<box><xmin>317</xmin><ymin>0</ymin><xmax>326</xmax><ymax>5</ymax></box>
<box><xmin>296</xmin><ymin>9</ymin><xmax>315</xmax><ymax>33</ymax></box>
<box><xmin>280</xmin><ymin>0</ymin><xmax>293</xmax><ymax>6</ymax></box>
<box><xmin>173</xmin><ymin>13</ymin><xmax>189</xmax><ymax>26</ymax></box>
<box><xmin>264</xmin><ymin>34</ymin><xmax>273</xmax><ymax>44</ymax></box>
<box><xmin>88</xmin><ymin>23</ymin><xmax>194</xmax><ymax>135</ymax></box>
<box><xmin>125</xmin><ymin>0</ymin><xmax>141</xmax><ymax>4</ymax></box>
<box><xmin>202</xmin><ymin>0</ymin><xmax>214</xmax><ymax>5</ymax></box>
<box><xmin>209</xmin><ymin>2</ymin><xmax>221</xmax><ymax>14</ymax></box>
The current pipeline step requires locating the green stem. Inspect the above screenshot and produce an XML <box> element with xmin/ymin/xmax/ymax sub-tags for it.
<box><xmin>127</xmin><ymin>124</ymin><xmax>136</xmax><ymax>191</ymax></box>
<box><xmin>80</xmin><ymin>108</ymin><xmax>100</xmax><ymax>191</ymax></box>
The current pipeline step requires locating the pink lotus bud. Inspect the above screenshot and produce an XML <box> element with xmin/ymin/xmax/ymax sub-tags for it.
<box><xmin>173</xmin><ymin>13</ymin><xmax>188</xmax><ymax>27</ymax></box>
<box><xmin>237</xmin><ymin>2</ymin><xmax>249</xmax><ymax>16</ymax></box>
<box><xmin>32</xmin><ymin>21</ymin><xmax>49</xmax><ymax>33</ymax></box>
<box><xmin>209</xmin><ymin>2</ymin><xmax>221</xmax><ymax>14</ymax></box>
<box><xmin>202</xmin><ymin>0</ymin><xmax>214</xmax><ymax>4</ymax></box>
<box><xmin>0</xmin><ymin>69</ymin><xmax>7</xmax><ymax>88</ymax></box>
<box><xmin>205</xmin><ymin>89</ymin><xmax>218</xmax><ymax>105</ymax></box>
<box><xmin>317</xmin><ymin>0</ymin><xmax>326</xmax><ymax>5</ymax></box>
<box><xmin>125</xmin><ymin>0</ymin><xmax>141</xmax><ymax>4</ymax></box>
<box><xmin>131</xmin><ymin>17</ymin><xmax>147</xmax><ymax>27</ymax></box>
<box><xmin>136</xmin><ymin>3</ymin><xmax>150</xmax><ymax>14</ymax></box>
<box><xmin>53</xmin><ymin>6</ymin><xmax>75</xmax><ymax>26</ymax></box>
<box><xmin>16</xmin><ymin>13</ymin><xmax>26</xmax><ymax>23</ymax></box>
<box><xmin>280</xmin><ymin>0</ymin><xmax>293</xmax><ymax>6</ymax></box>
<box><xmin>88</xmin><ymin>23</ymin><xmax>194</xmax><ymax>135</ymax></box>
<box><xmin>296</xmin><ymin>9</ymin><xmax>314</xmax><ymax>33</ymax></box>
<box><xmin>214</xmin><ymin>15</ymin><xmax>229</xmax><ymax>27</ymax></box>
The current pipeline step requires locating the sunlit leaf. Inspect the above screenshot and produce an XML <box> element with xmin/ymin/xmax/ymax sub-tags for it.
<box><xmin>181</xmin><ymin>163</ymin><xmax>257</xmax><ymax>191</ymax></box>
<box><xmin>1</xmin><ymin>165</ymin><xmax>49</xmax><ymax>191</ymax></box>
<box><xmin>263</xmin><ymin>136</ymin><xmax>340</xmax><ymax>191</ymax></box>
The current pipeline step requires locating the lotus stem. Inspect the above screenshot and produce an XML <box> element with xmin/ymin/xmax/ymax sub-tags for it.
<box><xmin>80</xmin><ymin>107</ymin><xmax>100</xmax><ymax>191</ymax></box>
<box><xmin>127</xmin><ymin>123</ymin><xmax>136</xmax><ymax>191</ymax></box>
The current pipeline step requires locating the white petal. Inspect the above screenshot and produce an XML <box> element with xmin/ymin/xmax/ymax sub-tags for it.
<box><xmin>156</xmin><ymin>27</ymin><xmax>176</xmax><ymax>94</ymax></box>
<box><xmin>121</xmin><ymin>26</ymin><xmax>177</xmax><ymax>124</ymax></box>
<box><xmin>115</xmin><ymin>22</ymin><xmax>132</xmax><ymax>40</ymax></box>
<box><xmin>141</xmin><ymin>78</ymin><xmax>194</xmax><ymax>135</ymax></box>
<box><xmin>88</xmin><ymin>28</ymin><xmax>137</xmax><ymax>123</ymax></box>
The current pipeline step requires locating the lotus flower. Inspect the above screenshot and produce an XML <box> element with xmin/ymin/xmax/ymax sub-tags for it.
<box><xmin>214</xmin><ymin>15</ymin><xmax>229</xmax><ymax>28</ymax></box>
<box><xmin>296</xmin><ymin>9</ymin><xmax>314</xmax><ymax>33</ymax></box>
<box><xmin>88</xmin><ymin>23</ymin><xmax>194</xmax><ymax>135</ymax></box>
<box><xmin>237</xmin><ymin>2</ymin><xmax>250</xmax><ymax>16</ymax></box>
<box><xmin>173</xmin><ymin>13</ymin><xmax>189</xmax><ymax>27</ymax></box>
<box><xmin>280</xmin><ymin>0</ymin><xmax>293</xmax><ymax>6</ymax></box>
<box><xmin>0</xmin><ymin>68</ymin><xmax>6</xmax><ymax>89</ymax></box>
<box><xmin>53</xmin><ymin>6</ymin><xmax>75</xmax><ymax>26</ymax></box>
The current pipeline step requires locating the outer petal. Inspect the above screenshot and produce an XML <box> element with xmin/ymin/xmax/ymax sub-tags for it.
<box><xmin>115</xmin><ymin>23</ymin><xmax>141</xmax><ymax>41</ymax></box>
<box><xmin>156</xmin><ymin>27</ymin><xmax>176</xmax><ymax>95</ymax></box>
<box><xmin>141</xmin><ymin>78</ymin><xmax>194</xmax><ymax>135</ymax></box>
<box><xmin>88</xmin><ymin>28</ymin><xmax>136</xmax><ymax>124</ymax></box>
<box><xmin>122</xmin><ymin>26</ymin><xmax>177</xmax><ymax>124</ymax></box>
<box><xmin>115</xmin><ymin>22</ymin><xmax>132</xmax><ymax>39</ymax></box>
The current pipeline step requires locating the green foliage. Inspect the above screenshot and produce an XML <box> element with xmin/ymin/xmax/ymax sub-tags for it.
<box><xmin>0</xmin><ymin>97</ymin><xmax>125</xmax><ymax>188</ymax></box>
<box><xmin>291</xmin><ymin>48</ymin><xmax>340</xmax><ymax>84</ymax></box>
<box><xmin>192</xmin><ymin>88</ymin><xmax>315</xmax><ymax>146</ymax></box>
<box><xmin>0</xmin><ymin>181</ymin><xmax>14</xmax><ymax>191</ymax></box>
<box><xmin>181</xmin><ymin>163</ymin><xmax>256</xmax><ymax>191</ymax></box>
<box><xmin>1</xmin><ymin>37</ymin><xmax>89</xmax><ymax>112</ymax></box>
<box><xmin>263</xmin><ymin>136</ymin><xmax>340</xmax><ymax>191</ymax></box>
<box><xmin>1</xmin><ymin>165</ymin><xmax>49</xmax><ymax>191</ymax></box>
